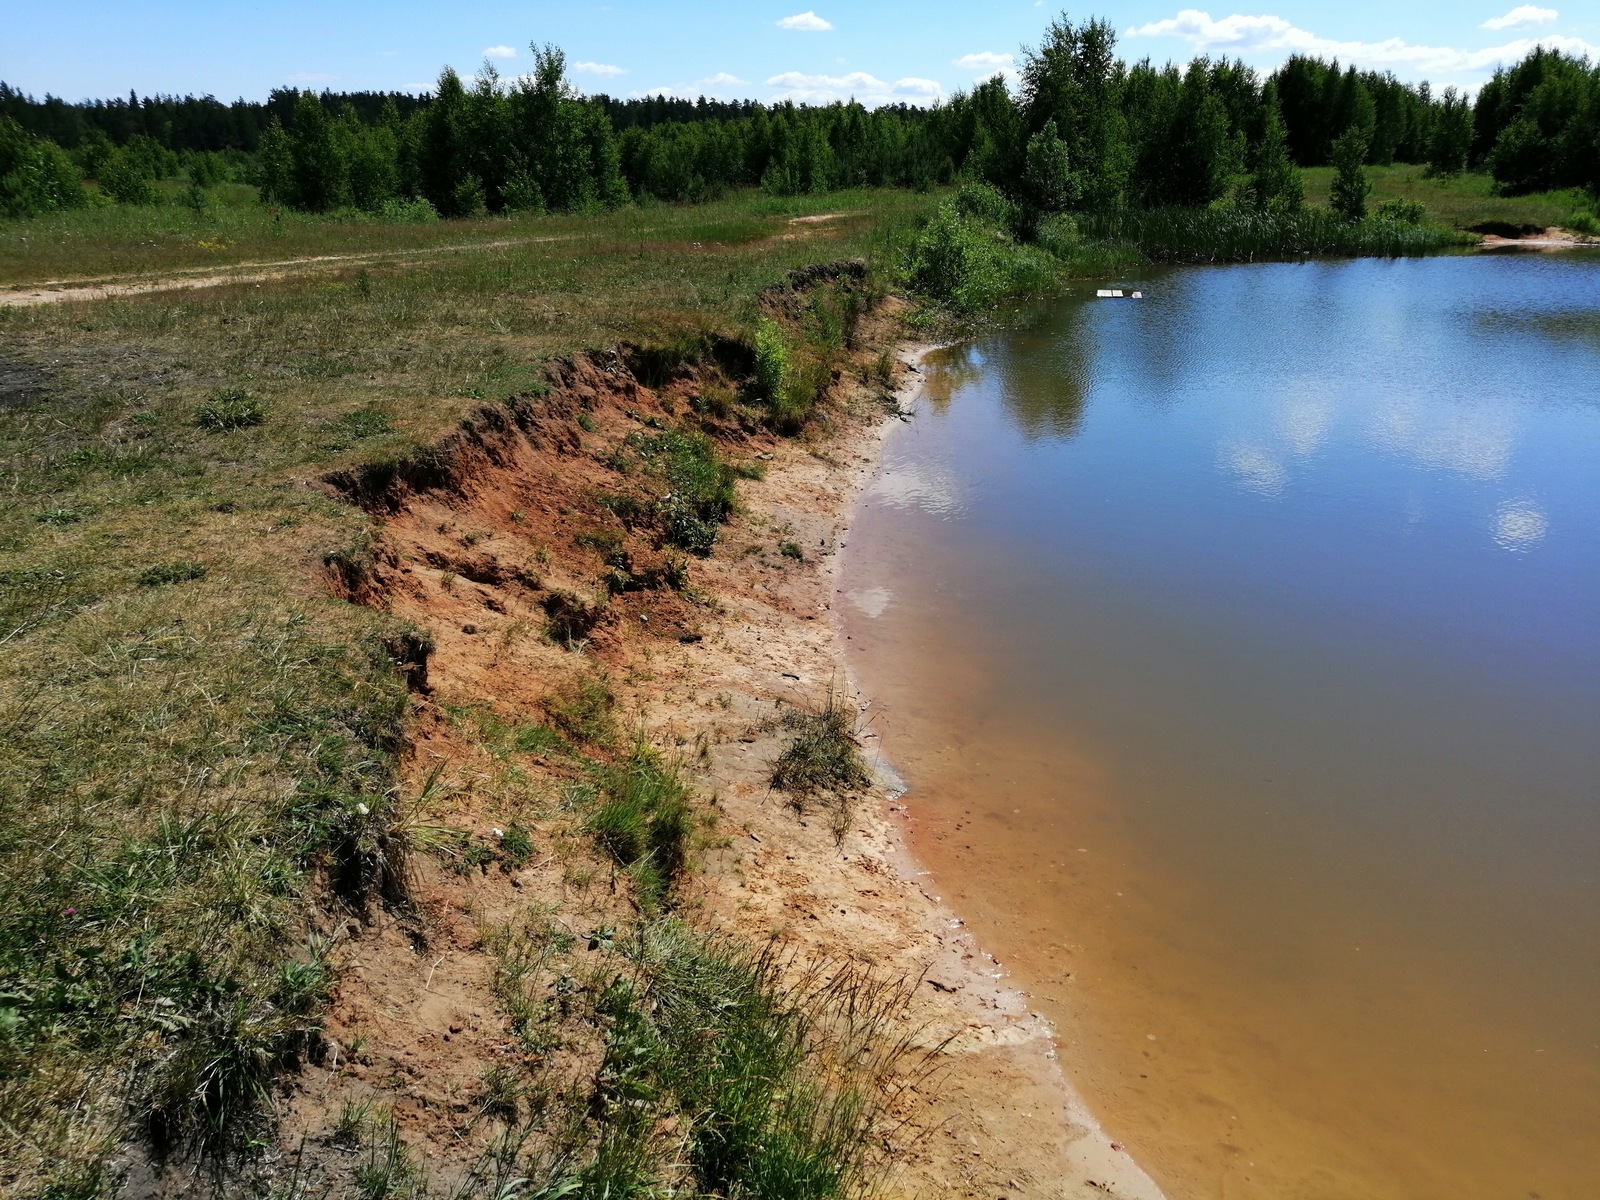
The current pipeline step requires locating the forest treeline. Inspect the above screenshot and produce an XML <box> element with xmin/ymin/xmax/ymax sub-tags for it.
<box><xmin>3</xmin><ymin>14</ymin><xmax>1597</xmax><ymax>221</ymax></box>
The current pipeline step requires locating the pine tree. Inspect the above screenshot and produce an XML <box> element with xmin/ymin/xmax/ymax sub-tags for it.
<box><xmin>1329</xmin><ymin>126</ymin><xmax>1371</xmax><ymax>221</ymax></box>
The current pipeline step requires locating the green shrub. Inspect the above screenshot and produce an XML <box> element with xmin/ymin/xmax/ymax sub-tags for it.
<box><xmin>0</xmin><ymin>117</ymin><xmax>88</xmax><ymax>218</ymax></box>
<box><xmin>907</xmin><ymin>201</ymin><xmax>1055</xmax><ymax>312</ymax></box>
<box><xmin>375</xmin><ymin>196</ymin><xmax>439</xmax><ymax>223</ymax></box>
<box><xmin>98</xmin><ymin>149</ymin><xmax>158</xmax><ymax>206</ymax></box>
<box><xmin>1374</xmin><ymin>197</ymin><xmax>1427</xmax><ymax>226</ymax></box>
<box><xmin>195</xmin><ymin>388</ymin><xmax>266</xmax><ymax>431</ymax></box>
<box><xmin>954</xmin><ymin>179</ymin><xmax>1014</xmax><ymax>227</ymax></box>
<box><xmin>1568</xmin><ymin>208</ymin><xmax>1600</xmax><ymax>237</ymax></box>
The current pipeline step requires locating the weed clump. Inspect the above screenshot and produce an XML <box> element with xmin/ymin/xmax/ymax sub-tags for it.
<box><xmin>545</xmin><ymin>669</ymin><xmax>617</xmax><ymax>747</ymax></box>
<box><xmin>531</xmin><ymin>920</ymin><xmax>914</xmax><ymax>1198</ymax></box>
<box><xmin>629</xmin><ymin>428</ymin><xmax>737</xmax><ymax>556</ymax></box>
<box><xmin>586</xmin><ymin>747</ymin><xmax>693</xmax><ymax>909</ymax></box>
<box><xmin>770</xmin><ymin>697</ymin><xmax>873</xmax><ymax>844</ymax></box>
<box><xmin>753</xmin><ymin>316</ymin><xmax>790</xmax><ymax>404</ymax></box>
<box><xmin>137</xmin><ymin>559</ymin><xmax>208</xmax><ymax>586</ymax></box>
<box><xmin>194</xmin><ymin>387</ymin><xmax>265</xmax><ymax>431</ymax></box>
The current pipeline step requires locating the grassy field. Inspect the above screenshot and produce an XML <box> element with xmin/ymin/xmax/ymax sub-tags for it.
<box><xmin>0</xmin><ymin>184</ymin><xmax>917</xmax><ymax>287</ymax></box>
<box><xmin>1301</xmin><ymin>165</ymin><xmax>1593</xmax><ymax>232</ymax></box>
<box><xmin>0</xmin><ymin>187</ymin><xmax>937</xmax><ymax>1197</ymax></box>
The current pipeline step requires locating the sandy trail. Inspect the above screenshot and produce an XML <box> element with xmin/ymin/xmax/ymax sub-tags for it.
<box><xmin>0</xmin><ymin>234</ymin><xmax>572</xmax><ymax>308</ymax></box>
<box><xmin>0</xmin><ymin>212</ymin><xmax>856</xmax><ymax>309</ymax></box>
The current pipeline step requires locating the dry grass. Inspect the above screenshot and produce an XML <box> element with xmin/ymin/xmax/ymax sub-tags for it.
<box><xmin>0</xmin><ymin>188</ymin><xmax>938</xmax><ymax>1196</ymax></box>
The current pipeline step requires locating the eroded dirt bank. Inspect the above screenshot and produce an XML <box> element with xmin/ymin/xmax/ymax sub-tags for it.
<box><xmin>283</xmin><ymin>277</ymin><xmax>1161</xmax><ymax>1199</ymax></box>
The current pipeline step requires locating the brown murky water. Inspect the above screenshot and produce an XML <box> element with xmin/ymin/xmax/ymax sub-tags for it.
<box><xmin>841</xmin><ymin>259</ymin><xmax>1600</xmax><ymax>1198</ymax></box>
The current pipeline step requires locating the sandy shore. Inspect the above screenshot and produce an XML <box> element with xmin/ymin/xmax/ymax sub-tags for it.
<box><xmin>288</xmin><ymin>301</ymin><xmax>1166</xmax><ymax>1198</ymax></box>
<box><xmin>663</xmin><ymin>340</ymin><xmax>1167</xmax><ymax>1200</ymax></box>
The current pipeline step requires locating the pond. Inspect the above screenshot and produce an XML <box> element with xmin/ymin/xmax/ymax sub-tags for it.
<box><xmin>841</xmin><ymin>255</ymin><xmax>1600</xmax><ymax>1199</ymax></box>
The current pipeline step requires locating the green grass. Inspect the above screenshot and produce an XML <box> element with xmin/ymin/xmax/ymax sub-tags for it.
<box><xmin>1301</xmin><ymin>166</ymin><xmax>1592</xmax><ymax>232</ymax></box>
<box><xmin>0</xmin><ymin>187</ymin><xmax>940</xmax><ymax>1194</ymax></box>
<box><xmin>527</xmin><ymin>920</ymin><xmax>912</xmax><ymax>1199</ymax></box>
<box><xmin>0</xmin><ymin>186</ymin><xmax>925</xmax><ymax>287</ymax></box>
<box><xmin>585</xmin><ymin>748</ymin><xmax>694</xmax><ymax>909</ymax></box>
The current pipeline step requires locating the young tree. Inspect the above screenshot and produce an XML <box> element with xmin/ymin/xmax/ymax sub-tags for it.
<box><xmin>289</xmin><ymin>92</ymin><xmax>348</xmax><ymax>211</ymax></box>
<box><xmin>1021</xmin><ymin>14</ymin><xmax>1130</xmax><ymax>209</ymax></box>
<box><xmin>1022</xmin><ymin>118</ymin><xmax>1074</xmax><ymax>213</ymax></box>
<box><xmin>1329</xmin><ymin>126</ymin><xmax>1371</xmax><ymax>221</ymax></box>
<box><xmin>1249</xmin><ymin>88</ymin><xmax>1303</xmax><ymax>211</ymax></box>
<box><xmin>1426</xmin><ymin>86</ymin><xmax>1473</xmax><ymax>175</ymax></box>
<box><xmin>255</xmin><ymin>116</ymin><xmax>294</xmax><ymax>204</ymax></box>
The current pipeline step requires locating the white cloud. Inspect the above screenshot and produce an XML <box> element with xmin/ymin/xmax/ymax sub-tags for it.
<box><xmin>1482</xmin><ymin>6</ymin><xmax>1558</xmax><ymax>30</ymax></box>
<box><xmin>483</xmin><ymin>45</ymin><xmax>517</xmax><ymax>59</ymax></box>
<box><xmin>778</xmin><ymin>11</ymin><xmax>834</xmax><ymax>31</ymax></box>
<box><xmin>766</xmin><ymin>70</ymin><xmax>939</xmax><ymax>106</ymax></box>
<box><xmin>955</xmin><ymin>51</ymin><xmax>1019</xmax><ymax>82</ymax></box>
<box><xmin>1126</xmin><ymin>10</ymin><xmax>1598</xmax><ymax>83</ymax></box>
<box><xmin>288</xmin><ymin>71</ymin><xmax>337</xmax><ymax>84</ymax></box>
<box><xmin>956</xmin><ymin>51</ymin><xmax>1014</xmax><ymax>70</ymax></box>
<box><xmin>629</xmin><ymin>73</ymin><xmax>752</xmax><ymax>101</ymax></box>
<box><xmin>573</xmin><ymin>61</ymin><xmax>627</xmax><ymax>76</ymax></box>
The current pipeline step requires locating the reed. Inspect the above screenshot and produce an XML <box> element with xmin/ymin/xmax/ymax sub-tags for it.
<box><xmin>1079</xmin><ymin>205</ymin><xmax>1474</xmax><ymax>263</ymax></box>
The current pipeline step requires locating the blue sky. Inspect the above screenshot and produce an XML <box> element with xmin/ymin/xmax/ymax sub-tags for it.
<box><xmin>4</xmin><ymin>3</ymin><xmax>1598</xmax><ymax>105</ymax></box>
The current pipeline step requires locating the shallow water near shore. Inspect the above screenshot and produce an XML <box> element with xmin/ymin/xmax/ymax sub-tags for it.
<box><xmin>842</xmin><ymin>256</ymin><xmax>1600</xmax><ymax>1198</ymax></box>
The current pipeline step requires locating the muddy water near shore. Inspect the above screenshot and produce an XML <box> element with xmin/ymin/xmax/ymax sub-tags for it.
<box><xmin>842</xmin><ymin>258</ymin><xmax>1600</xmax><ymax>1198</ymax></box>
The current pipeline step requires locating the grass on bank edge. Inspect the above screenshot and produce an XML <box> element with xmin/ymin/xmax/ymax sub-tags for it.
<box><xmin>0</xmin><ymin>191</ymin><xmax>933</xmax><ymax>1197</ymax></box>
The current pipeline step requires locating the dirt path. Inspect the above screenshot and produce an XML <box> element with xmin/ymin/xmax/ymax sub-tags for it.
<box><xmin>0</xmin><ymin>212</ymin><xmax>856</xmax><ymax>309</ymax></box>
<box><xmin>0</xmin><ymin>234</ymin><xmax>571</xmax><ymax>308</ymax></box>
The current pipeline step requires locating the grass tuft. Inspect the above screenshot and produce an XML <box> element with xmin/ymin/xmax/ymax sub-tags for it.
<box><xmin>586</xmin><ymin>747</ymin><xmax>693</xmax><ymax>910</ymax></box>
<box><xmin>544</xmin><ymin>669</ymin><xmax>617</xmax><ymax>747</ymax></box>
<box><xmin>771</xmin><ymin>697</ymin><xmax>873</xmax><ymax>845</ymax></box>
<box><xmin>194</xmin><ymin>387</ymin><xmax>266</xmax><ymax>431</ymax></box>
<box><xmin>136</xmin><ymin>559</ymin><xmax>208</xmax><ymax>587</ymax></box>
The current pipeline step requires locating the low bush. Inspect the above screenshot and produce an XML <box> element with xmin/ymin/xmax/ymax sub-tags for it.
<box><xmin>0</xmin><ymin>116</ymin><xmax>88</xmax><ymax>219</ymax></box>
<box><xmin>906</xmin><ymin>200</ymin><xmax>1055</xmax><ymax>312</ymax></box>
<box><xmin>1374</xmin><ymin>197</ymin><xmax>1427</xmax><ymax>225</ymax></box>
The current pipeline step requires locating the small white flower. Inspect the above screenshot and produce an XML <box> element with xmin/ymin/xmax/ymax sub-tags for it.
<box><xmin>355</xmin><ymin>803</ymin><xmax>369</xmax><ymax>816</ymax></box>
